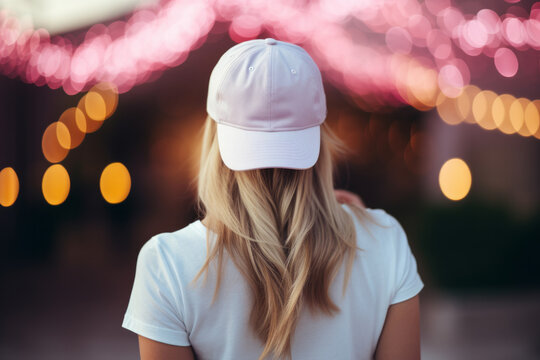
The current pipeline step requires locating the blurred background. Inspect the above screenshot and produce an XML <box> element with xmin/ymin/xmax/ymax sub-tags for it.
<box><xmin>1</xmin><ymin>0</ymin><xmax>539</xmax><ymax>359</ymax></box>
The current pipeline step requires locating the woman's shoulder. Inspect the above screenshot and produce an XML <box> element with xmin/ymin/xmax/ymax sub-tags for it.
<box><xmin>136</xmin><ymin>220</ymin><xmax>209</xmax><ymax>272</ymax></box>
<box><xmin>340</xmin><ymin>203</ymin><xmax>409</xmax><ymax>253</ymax></box>
<box><xmin>340</xmin><ymin>203</ymin><xmax>398</xmax><ymax>228</ymax></box>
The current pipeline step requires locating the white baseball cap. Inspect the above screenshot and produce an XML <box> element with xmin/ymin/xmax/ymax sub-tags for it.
<box><xmin>206</xmin><ymin>38</ymin><xmax>327</xmax><ymax>171</ymax></box>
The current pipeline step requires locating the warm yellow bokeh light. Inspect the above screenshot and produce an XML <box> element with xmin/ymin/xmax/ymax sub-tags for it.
<box><xmin>100</xmin><ymin>162</ymin><xmax>131</xmax><ymax>204</ymax></box>
<box><xmin>0</xmin><ymin>167</ymin><xmax>19</xmax><ymax>207</ymax></box>
<box><xmin>524</xmin><ymin>100</ymin><xmax>540</xmax><ymax>136</ymax></box>
<box><xmin>85</xmin><ymin>91</ymin><xmax>107</xmax><ymax>121</ymax></box>
<box><xmin>457</xmin><ymin>85</ymin><xmax>481</xmax><ymax>124</ymax></box>
<box><xmin>59</xmin><ymin>107</ymin><xmax>86</xmax><ymax>149</ymax></box>
<box><xmin>408</xmin><ymin>66</ymin><xmax>438</xmax><ymax>109</ymax></box>
<box><xmin>81</xmin><ymin>82</ymin><xmax>119</xmax><ymax>124</ymax></box>
<box><xmin>473</xmin><ymin>90</ymin><xmax>498</xmax><ymax>130</ymax></box>
<box><xmin>42</xmin><ymin>122</ymin><xmax>70</xmax><ymax>163</ymax></box>
<box><xmin>436</xmin><ymin>92</ymin><xmax>463</xmax><ymax>125</ymax></box>
<box><xmin>439</xmin><ymin>158</ymin><xmax>472</xmax><ymax>201</ymax></box>
<box><xmin>437</xmin><ymin>85</ymin><xmax>483</xmax><ymax>126</ymax></box>
<box><xmin>492</xmin><ymin>94</ymin><xmax>517</xmax><ymax>134</ymax></box>
<box><xmin>511</xmin><ymin>98</ymin><xmax>529</xmax><ymax>136</ymax></box>
<box><xmin>92</xmin><ymin>82</ymin><xmax>119</xmax><ymax>119</ymax></box>
<box><xmin>42</xmin><ymin>164</ymin><xmax>70</xmax><ymax>205</ymax></box>
<box><xmin>75</xmin><ymin>108</ymin><xmax>87</xmax><ymax>133</ymax></box>
<box><xmin>434</xmin><ymin>84</ymin><xmax>540</xmax><ymax>138</ymax></box>
<box><xmin>392</xmin><ymin>56</ymin><xmax>438</xmax><ymax>111</ymax></box>
<box><xmin>56</xmin><ymin>120</ymin><xmax>71</xmax><ymax>150</ymax></box>
<box><xmin>77</xmin><ymin>95</ymin><xmax>103</xmax><ymax>133</ymax></box>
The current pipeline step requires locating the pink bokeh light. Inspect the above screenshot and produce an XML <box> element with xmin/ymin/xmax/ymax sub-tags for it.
<box><xmin>0</xmin><ymin>0</ymin><xmax>537</xmax><ymax>109</ymax></box>
<box><xmin>438</xmin><ymin>64</ymin><xmax>464</xmax><ymax>98</ymax></box>
<box><xmin>385</xmin><ymin>27</ymin><xmax>412</xmax><ymax>54</ymax></box>
<box><xmin>494</xmin><ymin>47</ymin><xmax>519</xmax><ymax>77</ymax></box>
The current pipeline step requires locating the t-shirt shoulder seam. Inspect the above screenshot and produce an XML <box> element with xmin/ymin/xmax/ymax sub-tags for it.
<box><xmin>150</xmin><ymin>221</ymin><xmax>205</xmax><ymax>244</ymax></box>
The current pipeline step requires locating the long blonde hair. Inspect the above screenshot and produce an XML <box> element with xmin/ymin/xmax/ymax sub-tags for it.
<box><xmin>192</xmin><ymin>116</ymin><xmax>379</xmax><ymax>360</ymax></box>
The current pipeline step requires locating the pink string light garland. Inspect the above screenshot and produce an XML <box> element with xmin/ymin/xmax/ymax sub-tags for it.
<box><xmin>0</xmin><ymin>0</ymin><xmax>538</xmax><ymax>107</ymax></box>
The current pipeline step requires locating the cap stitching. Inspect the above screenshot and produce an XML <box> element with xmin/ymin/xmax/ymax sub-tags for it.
<box><xmin>214</xmin><ymin>45</ymin><xmax>261</xmax><ymax>122</ymax></box>
<box><xmin>269</xmin><ymin>45</ymin><xmax>274</xmax><ymax>129</ymax></box>
<box><xmin>210</xmin><ymin>39</ymin><xmax>326</xmax><ymax>127</ymax></box>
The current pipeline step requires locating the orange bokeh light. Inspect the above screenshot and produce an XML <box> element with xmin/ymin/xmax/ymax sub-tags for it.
<box><xmin>472</xmin><ymin>90</ymin><xmax>498</xmax><ymax>130</ymax></box>
<box><xmin>100</xmin><ymin>162</ymin><xmax>131</xmax><ymax>204</ymax></box>
<box><xmin>0</xmin><ymin>167</ymin><xmax>19</xmax><ymax>207</ymax></box>
<box><xmin>492</xmin><ymin>94</ymin><xmax>517</xmax><ymax>135</ymax></box>
<box><xmin>58</xmin><ymin>107</ymin><xmax>86</xmax><ymax>149</ymax></box>
<box><xmin>77</xmin><ymin>95</ymin><xmax>104</xmax><ymax>133</ymax></box>
<box><xmin>525</xmin><ymin>100</ymin><xmax>540</xmax><ymax>139</ymax></box>
<box><xmin>42</xmin><ymin>122</ymin><xmax>71</xmax><ymax>163</ymax></box>
<box><xmin>42</xmin><ymin>164</ymin><xmax>70</xmax><ymax>205</ymax></box>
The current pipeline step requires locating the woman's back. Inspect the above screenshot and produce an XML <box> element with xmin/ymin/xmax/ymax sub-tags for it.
<box><xmin>122</xmin><ymin>203</ymin><xmax>424</xmax><ymax>360</ymax></box>
<box><xmin>122</xmin><ymin>37</ymin><xmax>423</xmax><ymax>360</ymax></box>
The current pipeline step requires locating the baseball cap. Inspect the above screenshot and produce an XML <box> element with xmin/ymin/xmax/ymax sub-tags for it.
<box><xmin>206</xmin><ymin>38</ymin><xmax>327</xmax><ymax>171</ymax></box>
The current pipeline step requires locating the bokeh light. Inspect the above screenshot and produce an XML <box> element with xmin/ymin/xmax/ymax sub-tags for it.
<box><xmin>84</xmin><ymin>82</ymin><xmax>118</xmax><ymax>121</ymax></box>
<box><xmin>407</xmin><ymin>65</ymin><xmax>439</xmax><ymax>110</ymax></box>
<box><xmin>42</xmin><ymin>164</ymin><xmax>70</xmax><ymax>205</ymax></box>
<box><xmin>510</xmin><ymin>98</ymin><xmax>527</xmax><ymax>136</ymax></box>
<box><xmin>439</xmin><ymin>158</ymin><xmax>472</xmax><ymax>201</ymax></box>
<box><xmin>385</xmin><ymin>27</ymin><xmax>412</xmax><ymax>54</ymax></box>
<box><xmin>473</xmin><ymin>90</ymin><xmax>498</xmax><ymax>130</ymax></box>
<box><xmin>0</xmin><ymin>2</ymin><xmax>539</xmax><ymax>360</ymax></box>
<box><xmin>0</xmin><ymin>167</ymin><xmax>19</xmax><ymax>207</ymax></box>
<box><xmin>457</xmin><ymin>85</ymin><xmax>481</xmax><ymax>124</ymax></box>
<box><xmin>42</xmin><ymin>122</ymin><xmax>71</xmax><ymax>163</ymax></box>
<box><xmin>438</xmin><ymin>64</ymin><xmax>465</xmax><ymax>98</ymax></box>
<box><xmin>85</xmin><ymin>91</ymin><xmax>107</xmax><ymax>121</ymax></box>
<box><xmin>492</xmin><ymin>94</ymin><xmax>517</xmax><ymax>134</ymax></box>
<box><xmin>524</xmin><ymin>100</ymin><xmax>540</xmax><ymax>137</ymax></box>
<box><xmin>100</xmin><ymin>162</ymin><xmax>131</xmax><ymax>204</ymax></box>
<box><xmin>494</xmin><ymin>48</ymin><xmax>519</xmax><ymax>78</ymax></box>
<box><xmin>77</xmin><ymin>95</ymin><xmax>104</xmax><ymax>133</ymax></box>
<box><xmin>0</xmin><ymin>0</ymin><xmax>537</xmax><ymax>114</ymax></box>
<box><xmin>58</xmin><ymin>107</ymin><xmax>86</xmax><ymax>149</ymax></box>
<box><xmin>437</xmin><ymin>92</ymin><xmax>463</xmax><ymax>126</ymax></box>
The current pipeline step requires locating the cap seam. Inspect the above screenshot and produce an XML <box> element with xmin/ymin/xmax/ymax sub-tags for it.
<box><xmin>209</xmin><ymin>39</ymin><xmax>326</xmax><ymax>133</ymax></box>
<box><xmin>269</xmin><ymin>45</ymin><xmax>274</xmax><ymax>129</ymax></box>
<box><xmin>215</xmin><ymin>45</ymin><xmax>261</xmax><ymax>123</ymax></box>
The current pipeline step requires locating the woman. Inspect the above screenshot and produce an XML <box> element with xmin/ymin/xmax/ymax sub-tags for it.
<box><xmin>122</xmin><ymin>38</ymin><xmax>424</xmax><ymax>360</ymax></box>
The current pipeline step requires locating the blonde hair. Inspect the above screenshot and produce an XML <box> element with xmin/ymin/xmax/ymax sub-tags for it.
<box><xmin>192</xmin><ymin>116</ymin><xmax>380</xmax><ymax>360</ymax></box>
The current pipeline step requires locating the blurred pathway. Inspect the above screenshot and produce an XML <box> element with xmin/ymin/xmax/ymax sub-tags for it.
<box><xmin>1</xmin><ymin>264</ymin><xmax>539</xmax><ymax>359</ymax></box>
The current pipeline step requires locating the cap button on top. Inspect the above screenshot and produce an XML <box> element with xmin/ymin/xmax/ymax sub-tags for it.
<box><xmin>265</xmin><ymin>38</ymin><xmax>277</xmax><ymax>45</ymax></box>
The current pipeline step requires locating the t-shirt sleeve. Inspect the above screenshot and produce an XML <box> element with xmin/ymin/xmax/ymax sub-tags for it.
<box><xmin>388</xmin><ymin>215</ymin><xmax>424</xmax><ymax>305</ymax></box>
<box><xmin>122</xmin><ymin>236</ymin><xmax>190</xmax><ymax>346</ymax></box>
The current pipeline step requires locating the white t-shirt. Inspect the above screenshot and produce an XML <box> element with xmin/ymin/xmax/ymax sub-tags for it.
<box><xmin>122</xmin><ymin>204</ymin><xmax>424</xmax><ymax>359</ymax></box>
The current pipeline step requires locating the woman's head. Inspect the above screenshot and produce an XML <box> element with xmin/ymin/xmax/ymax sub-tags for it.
<box><xmin>192</xmin><ymin>38</ymin><xmax>377</xmax><ymax>360</ymax></box>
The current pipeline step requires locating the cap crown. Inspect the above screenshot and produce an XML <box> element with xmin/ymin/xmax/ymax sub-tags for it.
<box><xmin>207</xmin><ymin>38</ymin><xmax>327</xmax><ymax>132</ymax></box>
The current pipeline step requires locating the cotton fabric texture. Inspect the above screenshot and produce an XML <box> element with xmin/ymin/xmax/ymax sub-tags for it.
<box><xmin>122</xmin><ymin>204</ymin><xmax>424</xmax><ymax>360</ymax></box>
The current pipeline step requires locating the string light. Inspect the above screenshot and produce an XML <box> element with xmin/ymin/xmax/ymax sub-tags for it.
<box><xmin>0</xmin><ymin>1</ymin><xmax>537</xmax><ymax>106</ymax></box>
<box><xmin>437</xmin><ymin>88</ymin><xmax>540</xmax><ymax>139</ymax></box>
<box><xmin>1</xmin><ymin>2</ymin><xmax>538</xmax><ymax>207</ymax></box>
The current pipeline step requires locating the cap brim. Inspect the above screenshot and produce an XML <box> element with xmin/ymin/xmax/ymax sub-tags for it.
<box><xmin>216</xmin><ymin>123</ymin><xmax>320</xmax><ymax>171</ymax></box>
